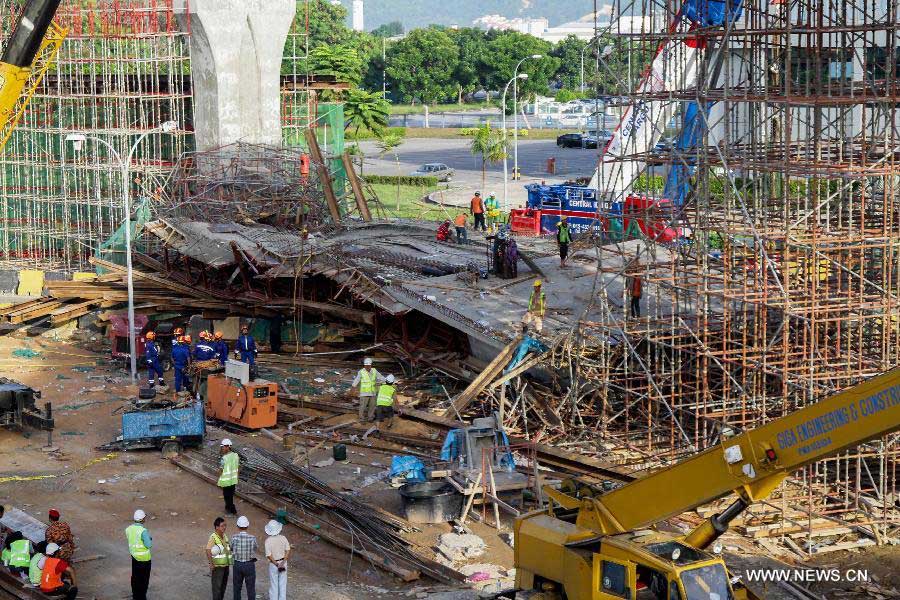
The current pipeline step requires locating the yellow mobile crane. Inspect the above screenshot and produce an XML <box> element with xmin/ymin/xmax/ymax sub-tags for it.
<box><xmin>515</xmin><ymin>367</ymin><xmax>900</xmax><ymax>599</ymax></box>
<box><xmin>0</xmin><ymin>0</ymin><xmax>67</xmax><ymax>151</ymax></box>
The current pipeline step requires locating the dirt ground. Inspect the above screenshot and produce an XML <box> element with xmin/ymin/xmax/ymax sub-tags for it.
<box><xmin>0</xmin><ymin>334</ymin><xmax>481</xmax><ymax>600</ymax></box>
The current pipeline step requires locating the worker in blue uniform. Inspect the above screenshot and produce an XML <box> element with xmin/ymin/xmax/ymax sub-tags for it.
<box><xmin>236</xmin><ymin>324</ymin><xmax>257</xmax><ymax>366</ymax></box>
<box><xmin>144</xmin><ymin>331</ymin><xmax>165</xmax><ymax>388</ymax></box>
<box><xmin>171</xmin><ymin>335</ymin><xmax>192</xmax><ymax>397</ymax></box>
<box><xmin>193</xmin><ymin>331</ymin><xmax>217</xmax><ymax>361</ymax></box>
<box><xmin>214</xmin><ymin>331</ymin><xmax>228</xmax><ymax>366</ymax></box>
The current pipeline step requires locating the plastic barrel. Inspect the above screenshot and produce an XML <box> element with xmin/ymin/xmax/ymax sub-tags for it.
<box><xmin>332</xmin><ymin>443</ymin><xmax>347</xmax><ymax>461</ymax></box>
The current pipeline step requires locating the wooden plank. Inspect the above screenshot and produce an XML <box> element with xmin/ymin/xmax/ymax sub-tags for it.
<box><xmin>342</xmin><ymin>151</ymin><xmax>372</xmax><ymax>221</ymax></box>
<box><xmin>488</xmin><ymin>351</ymin><xmax>544</xmax><ymax>389</ymax></box>
<box><xmin>49</xmin><ymin>299</ymin><xmax>100</xmax><ymax>325</ymax></box>
<box><xmin>90</xmin><ymin>256</ymin><xmax>208</xmax><ymax>299</ymax></box>
<box><xmin>444</xmin><ymin>335</ymin><xmax>522</xmax><ymax>416</ymax></box>
<box><xmin>263</xmin><ymin>297</ymin><xmax>375</xmax><ymax>325</ymax></box>
<box><xmin>305</xmin><ymin>129</ymin><xmax>342</xmax><ymax>224</ymax></box>
<box><xmin>170</xmin><ymin>454</ymin><xmax>430</xmax><ymax>583</ymax></box>
<box><xmin>8</xmin><ymin>300</ymin><xmax>64</xmax><ymax>323</ymax></box>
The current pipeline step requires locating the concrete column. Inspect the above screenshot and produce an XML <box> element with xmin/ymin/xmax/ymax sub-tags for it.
<box><xmin>176</xmin><ymin>0</ymin><xmax>295</xmax><ymax>151</ymax></box>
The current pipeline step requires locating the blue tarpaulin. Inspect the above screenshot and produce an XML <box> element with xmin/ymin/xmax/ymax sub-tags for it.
<box><xmin>391</xmin><ymin>455</ymin><xmax>426</xmax><ymax>482</ymax></box>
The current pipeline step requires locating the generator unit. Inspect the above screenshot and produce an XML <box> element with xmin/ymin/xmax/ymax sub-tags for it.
<box><xmin>205</xmin><ymin>373</ymin><xmax>278</xmax><ymax>430</ymax></box>
<box><xmin>0</xmin><ymin>378</ymin><xmax>53</xmax><ymax>431</ymax></box>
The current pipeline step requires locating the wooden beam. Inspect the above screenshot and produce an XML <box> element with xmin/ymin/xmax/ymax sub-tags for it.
<box><xmin>341</xmin><ymin>151</ymin><xmax>372</xmax><ymax>221</ymax></box>
<box><xmin>304</xmin><ymin>128</ymin><xmax>342</xmax><ymax>224</ymax></box>
<box><xmin>443</xmin><ymin>335</ymin><xmax>522</xmax><ymax>416</ymax></box>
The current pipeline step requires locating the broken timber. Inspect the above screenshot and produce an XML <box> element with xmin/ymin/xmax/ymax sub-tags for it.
<box><xmin>341</xmin><ymin>151</ymin><xmax>372</xmax><ymax>222</ymax></box>
<box><xmin>443</xmin><ymin>335</ymin><xmax>522</xmax><ymax>416</ymax></box>
<box><xmin>304</xmin><ymin>129</ymin><xmax>342</xmax><ymax>224</ymax></box>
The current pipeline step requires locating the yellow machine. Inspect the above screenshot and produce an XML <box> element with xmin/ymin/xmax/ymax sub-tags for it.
<box><xmin>515</xmin><ymin>367</ymin><xmax>900</xmax><ymax>599</ymax></box>
<box><xmin>0</xmin><ymin>0</ymin><xmax>67</xmax><ymax>152</ymax></box>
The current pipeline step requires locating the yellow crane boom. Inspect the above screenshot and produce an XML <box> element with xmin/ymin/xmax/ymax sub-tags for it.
<box><xmin>0</xmin><ymin>0</ymin><xmax>67</xmax><ymax>152</ymax></box>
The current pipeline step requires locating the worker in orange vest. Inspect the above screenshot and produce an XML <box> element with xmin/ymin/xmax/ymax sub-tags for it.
<box><xmin>454</xmin><ymin>213</ymin><xmax>468</xmax><ymax>244</ymax></box>
<box><xmin>39</xmin><ymin>543</ymin><xmax>78</xmax><ymax>599</ymax></box>
<box><xmin>470</xmin><ymin>192</ymin><xmax>486</xmax><ymax>231</ymax></box>
<box><xmin>628</xmin><ymin>271</ymin><xmax>643</xmax><ymax>318</ymax></box>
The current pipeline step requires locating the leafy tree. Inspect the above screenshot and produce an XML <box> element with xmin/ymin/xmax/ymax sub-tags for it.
<box><xmin>372</xmin><ymin>21</ymin><xmax>404</xmax><ymax>38</ymax></box>
<box><xmin>448</xmin><ymin>28</ymin><xmax>492</xmax><ymax>103</ymax></box>
<box><xmin>385</xmin><ymin>28</ymin><xmax>460</xmax><ymax>104</ymax></box>
<box><xmin>344</xmin><ymin>88</ymin><xmax>390</xmax><ymax>135</ymax></box>
<box><xmin>309</xmin><ymin>44</ymin><xmax>364</xmax><ymax>86</ymax></box>
<box><xmin>467</xmin><ymin>123</ymin><xmax>507</xmax><ymax>190</ymax></box>
<box><xmin>551</xmin><ymin>35</ymin><xmax>587</xmax><ymax>91</ymax></box>
<box><xmin>482</xmin><ymin>32</ymin><xmax>558</xmax><ymax>103</ymax></box>
<box><xmin>554</xmin><ymin>88</ymin><xmax>579</xmax><ymax>103</ymax></box>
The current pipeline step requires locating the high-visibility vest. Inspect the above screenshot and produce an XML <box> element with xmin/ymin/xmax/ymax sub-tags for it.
<box><xmin>218</xmin><ymin>451</ymin><xmax>239</xmax><ymax>487</ymax></box>
<box><xmin>528</xmin><ymin>290</ymin><xmax>545</xmax><ymax>315</ymax></box>
<box><xmin>210</xmin><ymin>533</ymin><xmax>233</xmax><ymax>567</ymax></box>
<box><xmin>376</xmin><ymin>384</ymin><xmax>396</xmax><ymax>407</ymax></box>
<box><xmin>9</xmin><ymin>539</ymin><xmax>31</xmax><ymax>567</ymax></box>
<box><xmin>28</xmin><ymin>553</ymin><xmax>44</xmax><ymax>585</ymax></box>
<box><xmin>558</xmin><ymin>224</ymin><xmax>571</xmax><ymax>244</ymax></box>
<box><xmin>1</xmin><ymin>548</ymin><xmax>9</xmax><ymax>566</ymax></box>
<box><xmin>126</xmin><ymin>524</ymin><xmax>152</xmax><ymax>562</ymax></box>
<box><xmin>40</xmin><ymin>557</ymin><xmax>65</xmax><ymax>592</ymax></box>
<box><xmin>358</xmin><ymin>369</ymin><xmax>377</xmax><ymax>394</ymax></box>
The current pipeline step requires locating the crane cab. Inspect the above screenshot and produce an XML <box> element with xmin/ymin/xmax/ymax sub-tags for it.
<box><xmin>515</xmin><ymin>511</ymin><xmax>750</xmax><ymax>600</ymax></box>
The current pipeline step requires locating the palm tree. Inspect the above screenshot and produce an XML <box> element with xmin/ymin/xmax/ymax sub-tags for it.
<box><xmin>469</xmin><ymin>122</ymin><xmax>507</xmax><ymax>191</ymax></box>
<box><xmin>376</xmin><ymin>131</ymin><xmax>406</xmax><ymax>211</ymax></box>
<box><xmin>344</xmin><ymin>89</ymin><xmax>390</xmax><ymax>176</ymax></box>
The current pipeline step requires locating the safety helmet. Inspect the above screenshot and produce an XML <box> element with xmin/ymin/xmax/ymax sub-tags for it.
<box><xmin>474</xmin><ymin>191</ymin><xmax>481</xmax><ymax>196</ymax></box>
<box><xmin>134</xmin><ymin>509</ymin><xmax>146</xmax><ymax>521</ymax></box>
<box><xmin>145</xmin><ymin>331</ymin><xmax>156</xmax><ymax>340</ymax></box>
<box><xmin>214</xmin><ymin>331</ymin><xmax>223</xmax><ymax>340</ymax></box>
<box><xmin>184</xmin><ymin>334</ymin><xmax>192</xmax><ymax>344</ymax></box>
<box><xmin>221</xmin><ymin>438</ymin><xmax>233</xmax><ymax>447</ymax></box>
<box><xmin>560</xmin><ymin>216</ymin><xmax>568</xmax><ymax>222</ymax></box>
<box><xmin>534</xmin><ymin>279</ymin><xmax>542</xmax><ymax>287</ymax></box>
<box><xmin>174</xmin><ymin>327</ymin><xmax>184</xmax><ymax>336</ymax></box>
<box><xmin>46</xmin><ymin>543</ymin><xmax>60</xmax><ymax>556</ymax></box>
<box><xmin>176</xmin><ymin>335</ymin><xmax>185</xmax><ymax>344</ymax></box>
<box><xmin>236</xmin><ymin>516</ymin><xmax>249</xmax><ymax>528</ymax></box>
<box><xmin>386</xmin><ymin>374</ymin><xmax>395</xmax><ymax>384</ymax></box>
<box><xmin>363</xmin><ymin>357</ymin><xmax>373</xmax><ymax>366</ymax></box>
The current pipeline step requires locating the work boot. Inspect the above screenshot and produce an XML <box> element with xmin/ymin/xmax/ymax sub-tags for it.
<box><xmin>157</xmin><ymin>378</ymin><xmax>166</xmax><ymax>387</ymax></box>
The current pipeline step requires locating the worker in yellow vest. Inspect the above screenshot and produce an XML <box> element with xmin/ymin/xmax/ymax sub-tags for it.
<box><xmin>125</xmin><ymin>510</ymin><xmax>152</xmax><ymax>600</ymax></box>
<box><xmin>28</xmin><ymin>542</ymin><xmax>47</xmax><ymax>586</ymax></box>
<box><xmin>218</xmin><ymin>439</ymin><xmax>239</xmax><ymax>515</ymax></box>
<box><xmin>375</xmin><ymin>374</ymin><xmax>398</xmax><ymax>430</ymax></box>
<box><xmin>522</xmin><ymin>279</ymin><xmax>546</xmax><ymax>333</ymax></box>
<box><xmin>350</xmin><ymin>357</ymin><xmax>385</xmax><ymax>423</ymax></box>
<box><xmin>7</xmin><ymin>534</ymin><xmax>32</xmax><ymax>576</ymax></box>
<box><xmin>207</xmin><ymin>517</ymin><xmax>234</xmax><ymax>600</ymax></box>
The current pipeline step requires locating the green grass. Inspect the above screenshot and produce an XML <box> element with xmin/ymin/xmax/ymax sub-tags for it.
<box><xmin>389</xmin><ymin>101</ymin><xmax>495</xmax><ymax>115</ymax></box>
<box><xmin>368</xmin><ymin>183</ymin><xmax>457</xmax><ymax>221</ymax></box>
<box><xmin>347</xmin><ymin>126</ymin><xmax>574</xmax><ymax>141</ymax></box>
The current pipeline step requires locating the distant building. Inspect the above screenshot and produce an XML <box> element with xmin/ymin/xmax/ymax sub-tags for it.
<box><xmin>352</xmin><ymin>0</ymin><xmax>364</xmax><ymax>32</ymax></box>
<box><xmin>473</xmin><ymin>14</ymin><xmax>548</xmax><ymax>36</ymax></box>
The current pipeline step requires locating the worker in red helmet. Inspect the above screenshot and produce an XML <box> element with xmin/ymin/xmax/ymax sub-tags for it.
<box><xmin>213</xmin><ymin>331</ymin><xmax>228</xmax><ymax>366</ymax></box>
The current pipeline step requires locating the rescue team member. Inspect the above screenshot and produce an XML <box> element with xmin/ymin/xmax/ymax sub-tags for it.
<box><xmin>556</xmin><ymin>216</ymin><xmax>572</xmax><ymax>268</ymax></box>
<box><xmin>236</xmin><ymin>325</ymin><xmax>257</xmax><ymax>366</ymax></box>
<box><xmin>7</xmin><ymin>532</ymin><xmax>31</xmax><ymax>576</ymax></box>
<box><xmin>144</xmin><ymin>331</ymin><xmax>165</xmax><ymax>388</ymax></box>
<box><xmin>28</xmin><ymin>541</ymin><xmax>48</xmax><ymax>587</ymax></box>
<box><xmin>375</xmin><ymin>374</ymin><xmax>399</xmax><ymax>430</ymax></box>
<box><xmin>454</xmin><ymin>213</ymin><xmax>468</xmax><ymax>244</ymax></box>
<box><xmin>126</xmin><ymin>510</ymin><xmax>152</xmax><ymax>600</ymax></box>
<box><xmin>350</xmin><ymin>357</ymin><xmax>385</xmax><ymax>422</ymax></box>
<box><xmin>172</xmin><ymin>335</ymin><xmax>192</xmax><ymax>397</ymax></box>
<box><xmin>470</xmin><ymin>191</ymin><xmax>486</xmax><ymax>231</ymax></box>
<box><xmin>264</xmin><ymin>520</ymin><xmax>290</xmax><ymax>600</ymax></box>
<box><xmin>522</xmin><ymin>279</ymin><xmax>546</xmax><ymax>333</ymax></box>
<box><xmin>45</xmin><ymin>509</ymin><xmax>75</xmax><ymax>561</ymax></box>
<box><xmin>218</xmin><ymin>439</ymin><xmax>239</xmax><ymax>515</ymax></box>
<box><xmin>207</xmin><ymin>517</ymin><xmax>233</xmax><ymax>600</ymax></box>
<box><xmin>39</xmin><ymin>543</ymin><xmax>78</xmax><ymax>599</ymax></box>
<box><xmin>214</xmin><ymin>331</ymin><xmax>229</xmax><ymax>366</ymax></box>
<box><xmin>172</xmin><ymin>327</ymin><xmax>184</xmax><ymax>348</ymax></box>
<box><xmin>193</xmin><ymin>331</ymin><xmax>217</xmax><ymax>361</ymax></box>
<box><xmin>436</xmin><ymin>219</ymin><xmax>452</xmax><ymax>242</ymax></box>
<box><xmin>485</xmin><ymin>193</ymin><xmax>500</xmax><ymax>228</ymax></box>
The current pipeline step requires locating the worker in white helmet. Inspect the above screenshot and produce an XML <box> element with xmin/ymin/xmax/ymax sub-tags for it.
<box><xmin>350</xmin><ymin>357</ymin><xmax>385</xmax><ymax>423</ymax></box>
<box><xmin>125</xmin><ymin>509</ymin><xmax>152</xmax><ymax>600</ymax></box>
<box><xmin>375</xmin><ymin>374</ymin><xmax>398</xmax><ymax>430</ymax></box>
<box><xmin>218</xmin><ymin>439</ymin><xmax>239</xmax><ymax>515</ymax></box>
<box><xmin>231</xmin><ymin>516</ymin><xmax>258</xmax><ymax>600</ymax></box>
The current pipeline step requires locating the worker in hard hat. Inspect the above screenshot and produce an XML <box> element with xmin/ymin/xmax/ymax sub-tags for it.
<box><xmin>6</xmin><ymin>528</ymin><xmax>31</xmax><ymax>577</ymax></box>
<box><xmin>144</xmin><ymin>331</ymin><xmax>165</xmax><ymax>389</ymax></box>
<box><xmin>484</xmin><ymin>193</ymin><xmax>501</xmax><ymax>229</ymax></box>
<box><xmin>522</xmin><ymin>279</ymin><xmax>546</xmax><ymax>333</ymax></box>
<box><xmin>556</xmin><ymin>216</ymin><xmax>573</xmax><ymax>268</ymax></box>
<box><xmin>350</xmin><ymin>357</ymin><xmax>386</xmax><ymax>423</ymax></box>
<box><xmin>214</xmin><ymin>331</ymin><xmax>229</xmax><ymax>366</ymax></box>
<box><xmin>264</xmin><ymin>520</ymin><xmax>290</xmax><ymax>600</ymax></box>
<box><xmin>38</xmin><ymin>542</ymin><xmax>78</xmax><ymax>599</ymax></box>
<box><xmin>375</xmin><ymin>374</ymin><xmax>399</xmax><ymax>430</ymax></box>
<box><xmin>193</xmin><ymin>330</ymin><xmax>217</xmax><ymax>361</ymax></box>
<box><xmin>231</xmin><ymin>516</ymin><xmax>258</xmax><ymax>600</ymax></box>
<box><xmin>218</xmin><ymin>439</ymin><xmax>239</xmax><ymax>515</ymax></box>
<box><xmin>126</xmin><ymin>510</ymin><xmax>152</xmax><ymax>600</ymax></box>
<box><xmin>171</xmin><ymin>335</ymin><xmax>192</xmax><ymax>399</ymax></box>
<box><xmin>236</xmin><ymin>325</ymin><xmax>257</xmax><ymax>367</ymax></box>
<box><xmin>172</xmin><ymin>327</ymin><xmax>184</xmax><ymax>348</ymax></box>
<box><xmin>28</xmin><ymin>540</ymin><xmax>48</xmax><ymax>587</ymax></box>
<box><xmin>206</xmin><ymin>517</ymin><xmax>233</xmax><ymax>600</ymax></box>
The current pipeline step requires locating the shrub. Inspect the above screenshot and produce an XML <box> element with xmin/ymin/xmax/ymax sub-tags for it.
<box><xmin>362</xmin><ymin>174</ymin><xmax>439</xmax><ymax>187</ymax></box>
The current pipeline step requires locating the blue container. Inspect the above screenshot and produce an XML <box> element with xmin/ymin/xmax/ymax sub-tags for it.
<box><xmin>121</xmin><ymin>401</ymin><xmax>206</xmax><ymax>446</ymax></box>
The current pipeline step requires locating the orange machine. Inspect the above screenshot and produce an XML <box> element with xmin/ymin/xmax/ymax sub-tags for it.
<box><xmin>205</xmin><ymin>374</ymin><xmax>278</xmax><ymax>429</ymax></box>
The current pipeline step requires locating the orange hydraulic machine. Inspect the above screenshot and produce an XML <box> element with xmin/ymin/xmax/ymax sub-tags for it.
<box><xmin>205</xmin><ymin>360</ymin><xmax>278</xmax><ymax>429</ymax></box>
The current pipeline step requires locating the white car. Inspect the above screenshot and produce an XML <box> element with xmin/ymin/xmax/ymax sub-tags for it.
<box><xmin>411</xmin><ymin>163</ymin><xmax>454</xmax><ymax>182</ymax></box>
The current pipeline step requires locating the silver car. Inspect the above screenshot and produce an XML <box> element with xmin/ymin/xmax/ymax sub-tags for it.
<box><xmin>411</xmin><ymin>163</ymin><xmax>454</xmax><ymax>182</ymax></box>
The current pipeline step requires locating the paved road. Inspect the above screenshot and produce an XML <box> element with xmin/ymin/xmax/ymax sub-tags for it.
<box><xmin>358</xmin><ymin>137</ymin><xmax>603</xmax><ymax>209</ymax></box>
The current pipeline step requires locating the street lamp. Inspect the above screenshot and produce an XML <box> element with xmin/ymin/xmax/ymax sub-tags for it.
<box><xmin>513</xmin><ymin>54</ymin><xmax>542</xmax><ymax>184</ymax></box>
<box><xmin>66</xmin><ymin>120</ymin><xmax>178</xmax><ymax>383</ymax></box>
<box><xmin>502</xmin><ymin>73</ymin><xmax>528</xmax><ymax>213</ymax></box>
